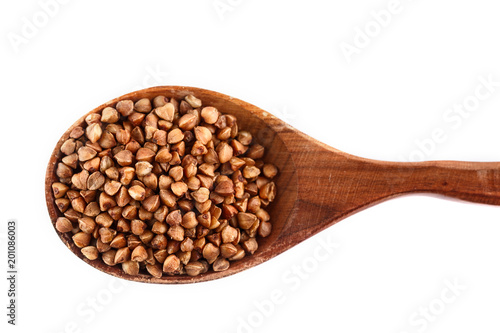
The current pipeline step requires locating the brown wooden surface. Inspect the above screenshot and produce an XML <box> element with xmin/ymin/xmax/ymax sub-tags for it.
<box><xmin>45</xmin><ymin>86</ymin><xmax>500</xmax><ymax>284</ymax></box>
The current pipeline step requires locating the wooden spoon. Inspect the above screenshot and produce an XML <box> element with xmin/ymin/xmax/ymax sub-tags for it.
<box><xmin>46</xmin><ymin>86</ymin><xmax>500</xmax><ymax>284</ymax></box>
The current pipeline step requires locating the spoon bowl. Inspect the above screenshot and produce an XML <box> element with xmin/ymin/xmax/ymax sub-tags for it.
<box><xmin>46</xmin><ymin>86</ymin><xmax>500</xmax><ymax>283</ymax></box>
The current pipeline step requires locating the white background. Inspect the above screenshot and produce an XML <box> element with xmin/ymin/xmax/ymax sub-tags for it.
<box><xmin>2</xmin><ymin>0</ymin><xmax>500</xmax><ymax>332</ymax></box>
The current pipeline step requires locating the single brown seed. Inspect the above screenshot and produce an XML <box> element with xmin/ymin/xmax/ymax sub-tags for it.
<box><xmin>216</xmin><ymin>142</ymin><xmax>233</xmax><ymax>163</ymax></box>
<box><xmin>170</xmin><ymin>151</ymin><xmax>181</xmax><ymax>165</ymax></box>
<box><xmin>131</xmin><ymin>219</ymin><xmax>147</xmax><ymax>235</ymax></box>
<box><xmin>242</xmin><ymin>237</ymin><xmax>259</xmax><ymax>254</ymax></box>
<box><xmin>262</xmin><ymin>164</ymin><xmax>278</xmax><ymax>178</ymax></box>
<box><xmin>184</xmin><ymin>261</ymin><xmax>204</xmax><ymax>276</ymax></box>
<box><xmin>101</xmin><ymin>107</ymin><xmax>119</xmax><ymax>123</ymax></box>
<box><xmin>207</xmin><ymin>232</ymin><xmax>222</xmax><ymax>247</ymax></box>
<box><xmin>122</xmin><ymin>261</ymin><xmax>140</xmax><ymax>275</ymax></box>
<box><xmin>129</xmin><ymin>112</ymin><xmax>146</xmax><ymax>127</ymax></box>
<box><xmin>221</xmin><ymin>225</ymin><xmax>238</xmax><ymax>243</ymax></box>
<box><xmin>135</xmin><ymin>98</ymin><xmax>152</xmax><ymax>113</ymax></box>
<box><xmin>131</xmin><ymin>245</ymin><xmax>148</xmax><ymax>262</ymax></box>
<box><xmin>109</xmin><ymin>233</ymin><xmax>126</xmax><ymax>248</ymax></box>
<box><xmin>85</xmin><ymin>114</ymin><xmax>101</xmax><ymax>126</ymax></box>
<box><xmin>204</xmin><ymin>148</ymin><xmax>219</xmax><ymax>164</ymax></box>
<box><xmin>114</xmin><ymin>149</ymin><xmax>133</xmax><ymax>166</ymax></box>
<box><xmin>186</xmin><ymin>176</ymin><xmax>201</xmax><ymax>191</ymax></box>
<box><xmin>153</xmin><ymin>95</ymin><xmax>168</xmax><ymax>108</ymax></box>
<box><xmin>202</xmin><ymin>243</ymin><xmax>220</xmax><ymax>264</ymax></box>
<box><xmin>86</xmin><ymin>123</ymin><xmax>103</xmax><ymax>143</ymax></box>
<box><xmin>180</xmin><ymin>211</ymin><xmax>197</xmax><ymax>229</ymax></box>
<box><xmin>102</xmin><ymin>250</ymin><xmax>117</xmax><ymax>266</ymax></box>
<box><xmin>151</xmin><ymin>234</ymin><xmax>168</xmax><ymax>250</ymax></box>
<box><xmin>116</xmin><ymin>129</ymin><xmax>131</xmax><ymax>145</ymax></box>
<box><xmin>237</xmin><ymin>212</ymin><xmax>257</xmax><ymax>230</ymax></box>
<box><xmin>215</xmin><ymin>179</ymin><xmax>234</xmax><ymax>196</ymax></box>
<box><xmin>87</xmin><ymin>171</ymin><xmax>105</xmax><ymax>190</ymax></box>
<box><xmin>114</xmin><ymin>247</ymin><xmax>131</xmax><ymax>264</ymax></box>
<box><xmin>83</xmin><ymin>157</ymin><xmax>101</xmax><ymax>172</ymax></box>
<box><xmin>154</xmin><ymin>249</ymin><xmax>168</xmax><ymax>264</ymax></box>
<box><xmin>220</xmin><ymin>243</ymin><xmax>238</xmax><ymax>258</ymax></box>
<box><xmin>60</xmin><ymin>139</ymin><xmax>76</xmax><ymax>155</ymax></box>
<box><xmin>146</xmin><ymin>264</ymin><xmax>163</xmax><ymax>278</ymax></box>
<box><xmin>212</xmin><ymin>257</ymin><xmax>230</xmax><ymax>272</ymax></box>
<box><xmin>72</xmin><ymin>232</ymin><xmax>91</xmax><ymax>248</ymax></box>
<box><xmin>191</xmin><ymin>141</ymin><xmax>208</xmax><ymax>156</ymax></box>
<box><xmin>155</xmin><ymin>148</ymin><xmax>173</xmax><ymax>163</ymax></box>
<box><xmin>159</xmin><ymin>190</ymin><xmax>177</xmax><ymax>207</ymax></box>
<box><xmin>105</xmin><ymin>167</ymin><xmax>119</xmax><ymax>180</ymax></box>
<box><xmin>136</xmin><ymin>147</ymin><xmax>155</xmax><ymax>162</ymax></box>
<box><xmin>258</xmin><ymin>221</ymin><xmax>272</xmax><ymax>238</ymax></box>
<box><xmin>115</xmin><ymin>187</ymin><xmax>131</xmax><ymax>207</ymax></box>
<box><xmin>64</xmin><ymin>208</ymin><xmax>81</xmax><ymax>222</ymax></box>
<box><xmin>96</xmin><ymin>238</ymin><xmax>111</xmax><ymax>253</ymax></box>
<box><xmin>191</xmin><ymin>187</ymin><xmax>210</xmax><ymax>203</ymax></box>
<box><xmin>128</xmin><ymin>185</ymin><xmax>146</xmax><ymax>201</ymax></box>
<box><xmin>116</xmin><ymin>218</ymin><xmax>130</xmax><ymax>233</ymax></box>
<box><xmin>178</xmin><ymin>113</ymin><xmax>198</xmax><ymax>130</ymax></box>
<box><xmin>260</xmin><ymin>181</ymin><xmax>276</xmax><ymax>201</ymax></box>
<box><xmin>200</xmin><ymin>106</ymin><xmax>219</xmax><ymax>124</ymax></box>
<box><xmin>145</xmin><ymin>125</ymin><xmax>157</xmax><ymax>141</ymax></box>
<box><xmin>107</xmin><ymin>206</ymin><xmax>122</xmax><ymax>220</ymax></box>
<box><xmin>167</xmin><ymin>225</ymin><xmax>185</xmax><ymax>241</ymax></box>
<box><xmin>142</xmin><ymin>195</ymin><xmax>160</xmax><ymax>212</ymax></box>
<box><xmin>255</xmin><ymin>208</ymin><xmax>270</xmax><ymax>222</ymax></box>
<box><xmin>83</xmin><ymin>201</ymin><xmax>100</xmax><ymax>217</ymax></box>
<box><xmin>70</xmin><ymin>126</ymin><xmax>85</xmax><ymax>139</ymax></box>
<box><xmin>167</xmin><ymin>128</ymin><xmax>184</xmax><ymax>144</ymax></box>
<box><xmin>256</xmin><ymin>176</ymin><xmax>270</xmax><ymax>189</ymax></box>
<box><xmin>238</xmin><ymin>131</ymin><xmax>253</xmax><ymax>145</ymax></box>
<box><xmin>55</xmin><ymin>198</ymin><xmax>71</xmax><ymax>213</ymax></box>
<box><xmin>171</xmin><ymin>181</ymin><xmax>188</xmax><ymax>197</ymax></box>
<box><xmin>95</xmin><ymin>212</ymin><xmax>114</xmax><ymax>228</ymax></box>
<box><xmin>169</xmin><ymin>165</ymin><xmax>184</xmax><ymax>181</ymax></box>
<box><xmin>163</xmin><ymin>254</ymin><xmax>180</xmax><ymax>274</ymax></box>
<box><xmin>144</xmin><ymin>112</ymin><xmax>159</xmax><ymax>129</ymax></box>
<box><xmin>185</xmin><ymin>95</ymin><xmax>202</xmax><ymax>108</ymax></box>
<box><xmin>99</xmin><ymin>131</ymin><xmax>116</xmax><ymax>149</ymax></box>
<box><xmin>62</xmin><ymin>153</ymin><xmax>79</xmax><ymax>169</ymax></box>
<box><xmin>52</xmin><ymin>182</ymin><xmax>69</xmax><ymax>199</ymax></box>
<box><xmin>243</xmin><ymin>165</ymin><xmax>261</xmax><ymax>179</ymax></box>
<box><xmin>180</xmin><ymin>238</ymin><xmax>194</xmax><ymax>252</ymax></box>
<box><xmin>78</xmin><ymin>216</ymin><xmax>96</xmax><ymax>234</ymax></box>
<box><xmin>104</xmin><ymin>180</ymin><xmax>122</xmax><ymax>196</ymax></box>
<box><xmin>81</xmin><ymin>246</ymin><xmax>99</xmax><ymax>260</ymax></box>
<box><xmin>143</xmin><ymin>173</ymin><xmax>158</xmax><ymax>190</ymax></box>
<box><xmin>155</xmin><ymin>103</ymin><xmax>175</xmax><ymax>121</ymax></box>
<box><xmin>78</xmin><ymin>147</ymin><xmax>97</xmax><ymax>162</ymax></box>
<box><xmin>99</xmin><ymin>228</ymin><xmax>116</xmax><ymax>244</ymax></box>
<box><xmin>99</xmin><ymin>192</ymin><xmax>116</xmax><ymax>211</ymax></box>
<box><xmin>135</xmin><ymin>161</ymin><xmax>153</xmax><ymax>176</ymax></box>
<box><xmin>55</xmin><ymin>217</ymin><xmax>73</xmax><ymax>233</ymax></box>
<box><xmin>56</xmin><ymin>162</ymin><xmax>73</xmax><ymax>178</ymax></box>
<box><xmin>246</xmin><ymin>144</ymin><xmax>265</xmax><ymax>159</ymax></box>
<box><xmin>119</xmin><ymin>167</ymin><xmax>135</xmax><ymax>185</ymax></box>
<box><xmin>71</xmin><ymin>170</ymin><xmax>89</xmax><ymax>190</ymax></box>
<box><xmin>71</xmin><ymin>197</ymin><xmax>86</xmax><ymax>213</ymax></box>
<box><xmin>217</xmin><ymin>127</ymin><xmax>232</xmax><ymax>141</ymax></box>
<box><xmin>116</xmin><ymin>100</ymin><xmax>134</xmax><ymax>116</ymax></box>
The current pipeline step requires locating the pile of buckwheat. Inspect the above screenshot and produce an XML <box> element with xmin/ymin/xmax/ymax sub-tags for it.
<box><xmin>51</xmin><ymin>94</ymin><xmax>277</xmax><ymax>278</ymax></box>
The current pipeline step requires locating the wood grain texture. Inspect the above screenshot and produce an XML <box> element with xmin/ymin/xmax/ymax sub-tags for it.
<box><xmin>45</xmin><ymin>86</ymin><xmax>500</xmax><ymax>284</ymax></box>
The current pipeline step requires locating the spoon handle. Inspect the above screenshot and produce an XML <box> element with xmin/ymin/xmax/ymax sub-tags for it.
<box><xmin>382</xmin><ymin>160</ymin><xmax>500</xmax><ymax>205</ymax></box>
